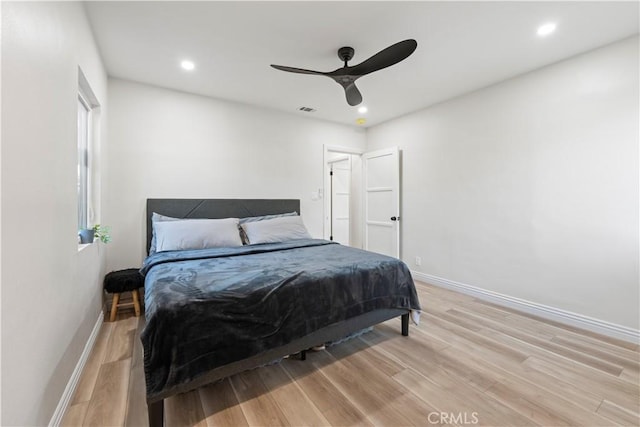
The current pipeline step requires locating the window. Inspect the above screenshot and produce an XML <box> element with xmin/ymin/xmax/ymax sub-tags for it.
<box><xmin>77</xmin><ymin>68</ymin><xmax>99</xmax><ymax>234</ymax></box>
<box><xmin>77</xmin><ymin>92</ymin><xmax>91</xmax><ymax>230</ymax></box>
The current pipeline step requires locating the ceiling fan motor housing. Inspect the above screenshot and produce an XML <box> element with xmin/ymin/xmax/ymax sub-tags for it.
<box><xmin>338</xmin><ymin>46</ymin><xmax>355</xmax><ymax>63</ymax></box>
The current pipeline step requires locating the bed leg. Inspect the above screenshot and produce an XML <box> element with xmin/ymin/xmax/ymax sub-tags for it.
<box><xmin>148</xmin><ymin>399</ymin><xmax>164</xmax><ymax>427</ymax></box>
<box><xmin>401</xmin><ymin>313</ymin><xmax>409</xmax><ymax>336</ymax></box>
<box><xmin>300</xmin><ymin>350</ymin><xmax>307</xmax><ymax>361</ymax></box>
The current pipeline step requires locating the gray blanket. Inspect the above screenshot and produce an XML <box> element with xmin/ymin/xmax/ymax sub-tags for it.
<box><xmin>140</xmin><ymin>239</ymin><xmax>420</xmax><ymax>399</ymax></box>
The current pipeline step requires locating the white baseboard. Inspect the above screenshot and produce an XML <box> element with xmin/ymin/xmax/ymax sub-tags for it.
<box><xmin>49</xmin><ymin>313</ymin><xmax>104</xmax><ymax>427</ymax></box>
<box><xmin>412</xmin><ymin>271</ymin><xmax>640</xmax><ymax>344</ymax></box>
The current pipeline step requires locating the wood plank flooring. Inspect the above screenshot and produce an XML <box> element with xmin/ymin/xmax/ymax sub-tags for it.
<box><xmin>62</xmin><ymin>281</ymin><xmax>640</xmax><ymax>426</ymax></box>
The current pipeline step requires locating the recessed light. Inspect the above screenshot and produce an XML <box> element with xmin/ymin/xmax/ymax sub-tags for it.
<box><xmin>537</xmin><ymin>22</ymin><xmax>557</xmax><ymax>37</ymax></box>
<box><xmin>358</xmin><ymin>106</ymin><xmax>368</xmax><ymax>114</ymax></box>
<box><xmin>181</xmin><ymin>60</ymin><xmax>195</xmax><ymax>71</ymax></box>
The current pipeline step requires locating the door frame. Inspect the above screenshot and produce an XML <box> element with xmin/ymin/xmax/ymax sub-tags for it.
<box><xmin>327</xmin><ymin>155</ymin><xmax>351</xmax><ymax>244</ymax></box>
<box><xmin>323</xmin><ymin>145</ymin><xmax>364</xmax><ymax>244</ymax></box>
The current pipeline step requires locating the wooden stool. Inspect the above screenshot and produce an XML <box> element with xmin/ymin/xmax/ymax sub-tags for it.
<box><xmin>104</xmin><ymin>268</ymin><xmax>144</xmax><ymax>322</ymax></box>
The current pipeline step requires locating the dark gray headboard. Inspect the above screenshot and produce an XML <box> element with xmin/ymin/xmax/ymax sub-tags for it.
<box><xmin>146</xmin><ymin>199</ymin><xmax>300</xmax><ymax>253</ymax></box>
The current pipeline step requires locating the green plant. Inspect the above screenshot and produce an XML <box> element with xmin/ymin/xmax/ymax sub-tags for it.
<box><xmin>93</xmin><ymin>224</ymin><xmax>111</xmax><ymax>243</ymax></box>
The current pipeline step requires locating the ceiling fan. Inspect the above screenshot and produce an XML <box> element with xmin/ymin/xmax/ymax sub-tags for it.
<box><xmin>271</xmin><ymin>39</ymin><xmax>417</xmax><ymax>107</ymax></box>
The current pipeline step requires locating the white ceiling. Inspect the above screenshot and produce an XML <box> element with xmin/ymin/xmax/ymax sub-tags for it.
<box><xmin>85</xmin><ymin>1</ymin><xmax>639</xmax><ymax>128</ymax></box>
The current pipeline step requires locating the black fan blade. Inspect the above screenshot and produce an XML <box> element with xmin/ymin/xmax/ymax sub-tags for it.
<box><xmin>270</xmin><ymin>64</ymin><xmax>326</xmax><ymax>75</ymax></box>
<box><xmin>349</xmin><ymin>39</ymin><xmax>417</xmax><ymax>76</ymax></box>
<box><xmin>344</xmin><ymin>83</ymin><xmax>362</xmax><ymax>106</ymax></box>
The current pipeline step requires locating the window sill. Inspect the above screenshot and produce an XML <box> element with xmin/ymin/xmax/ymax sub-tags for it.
<box><xmin>78</xmin><ymin>243</ymin><xmax>93</xmax><ymax>252</ymax></box>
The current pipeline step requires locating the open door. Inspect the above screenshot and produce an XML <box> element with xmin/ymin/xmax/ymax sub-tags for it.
<box><xmin>363</xmin><ymin>147</ymin><xmax>400</xmax><ymax>258</ymax></box>
<box><xmin>328</xmin><ymin>156</ymin><xmax>351</xmax><ymax>245</ymax></box>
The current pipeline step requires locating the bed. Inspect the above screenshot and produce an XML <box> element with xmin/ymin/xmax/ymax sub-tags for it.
<box><xmin>141</xmin><ymin>198</ymin><xmax>421</xmax><ymax>426</ymax></box>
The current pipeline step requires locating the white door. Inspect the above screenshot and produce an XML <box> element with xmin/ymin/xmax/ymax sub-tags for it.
<box><xmin>363</xmin><ymin>147</ymin><xmax>400</xmax><ymax>258</ymax></box>
<box><xmin>328</xmin><ymin>156</ymin><xmax>351</xmax><ymax>245</ymax></box>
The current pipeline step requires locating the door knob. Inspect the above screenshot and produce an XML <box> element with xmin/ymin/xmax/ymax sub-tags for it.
<box><xmin>390</xmin><ymin>216</ymin><xmax>398</xmax><ymax>221</ymax></box>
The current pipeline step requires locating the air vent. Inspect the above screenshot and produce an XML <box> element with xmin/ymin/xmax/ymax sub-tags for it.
<box><xmin>298</xmin><ymin>106</ymin><xmax>316</xmax><ymax>113</ymax></box>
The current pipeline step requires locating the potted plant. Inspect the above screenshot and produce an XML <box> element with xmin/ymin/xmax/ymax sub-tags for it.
<box><xmin>78</xmin><ymin>224</ymin><xmax>111</xmax><ymax>244</ymax></box>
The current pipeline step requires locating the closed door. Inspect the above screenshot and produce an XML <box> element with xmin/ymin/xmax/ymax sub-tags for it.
<box><xmin>363</xmin><ymin>147</ymin><xmax>400</xmax><ymax>258</ymax></box>
<box><xmin>329</xmin><ymin>157</ymin><xmax>351</xmax><ymax>245</ymax></box>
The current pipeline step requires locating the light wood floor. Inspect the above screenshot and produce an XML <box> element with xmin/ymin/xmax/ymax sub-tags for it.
<box><xmin>62</xmin><ymin>281</ymin><xmax>640</xmax><ymax>426</ymax></box>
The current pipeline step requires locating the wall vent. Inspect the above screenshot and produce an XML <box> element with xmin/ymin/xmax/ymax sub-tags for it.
<box><xmin>298</xmin><ymin>106</ymin><xmax>316</xmax><ymax>113</ymax></box>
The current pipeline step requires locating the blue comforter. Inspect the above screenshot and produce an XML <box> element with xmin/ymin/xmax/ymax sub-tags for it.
<box><xmin>140</xmin><ymin>239</ymin><xmax>420</xmax><ymax>399</ymax></box>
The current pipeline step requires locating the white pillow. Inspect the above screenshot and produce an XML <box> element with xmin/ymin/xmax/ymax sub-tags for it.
<box><xmin>154</xmin><ymin>218</ymin><xmax>243</xmax><ymax>252</ymax></box>
<box><xmin>242</xmin><ymin>215</ymin><xmax>311</xmax><ymax>244</ymax></box>
<box><xmin>238</xmin><ymin>211</ymin><xmax>298</xmax><ymax>244</ymax></box>
<box><xmin>149</xmin><ymin>212</ymin><xmax>180</xmax><ymax>254</ymax></box>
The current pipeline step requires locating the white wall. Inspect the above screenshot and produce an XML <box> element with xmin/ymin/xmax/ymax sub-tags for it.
<box><xmin>106</xmin><ymin>79</ymin><xmax>366</xmax><ymax>270</ymax></box>
<box><xmin>367</xmin><ymin>36</ymin><xmax>639</xmax><ymax>330</ymax></box>
<box><xmin>1</xmin><ymin>2</ymin><xmax>108</xmax><ymax>425</ymax></box>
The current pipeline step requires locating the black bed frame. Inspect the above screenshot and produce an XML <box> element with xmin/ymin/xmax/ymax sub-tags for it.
<box><xmin>145</xmin><ymin>198</ymin><xmax>410</xmax><ymax>426</ymax></box>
